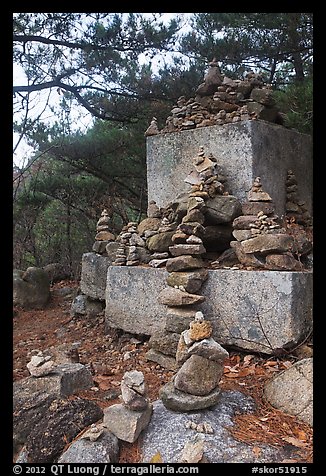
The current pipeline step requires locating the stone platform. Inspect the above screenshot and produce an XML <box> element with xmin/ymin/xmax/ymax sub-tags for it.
<box><xmin>105</xmin><ymin>266</ymin><xmax>313</xmax><ymax>354</ymax></box>
<box><xmin>147</xmin><ymin>121</ymin><xmax>312</xmax><ymax>217</ymax></box>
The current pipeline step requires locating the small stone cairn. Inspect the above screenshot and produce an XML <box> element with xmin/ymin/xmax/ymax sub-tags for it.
<box><xmin>103</xmin><ymin>370</ymin><xmax>152</xmax><ymax>443</ymax></box>
<box><xmin>146</xmin><ymin>147</ymin><xmax>233</xmax><ymax>369</ymax></box>
<box><xmin>230</xmin><ymin>177</ymin><xmax>303</xmax><ymax>270</ymax></box>
<box><xmin>145</xmin><ymin>58</ymin><xmax>283</xmax><ymax>136</ymax></box>
<box><xmin>92</xmin><ymin>209</ymin><xmax>116</xmax><ymax>255</ymax></box>
<box><xmin>159</xmin><ymin>311</ymin><xmax>229</xmax><ymax>412</ymax></box>
<box><xmin>111</xmin><ymin>222</ymin><xmax>149</xmax><ymax>266</ymax></box>
<box><xmin>26</xmin><ymin>351</ymin><xmax>55</xmax><ymax>377</ymax></box>
<box><xmin>285</xmin><ymin>170</ymin><xmax>312</xmax><ymax>226</ymax></box>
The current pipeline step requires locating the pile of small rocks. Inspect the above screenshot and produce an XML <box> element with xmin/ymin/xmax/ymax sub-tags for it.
<box><xmin>26</xmin><ymin>351</ymin><xmax>55</xmax><ymax>377</ymax></box>
<box><xmin>111</xmin><ymin>222</ymin><xmax>150</xmax><ymax>266</ymax></box>
<box><xmin>103</xmin><ymin>370</ymin><xmax>152</xmax><ymax>443</ymax></box>
<box><xmin>285</xmin><ymin>170</ymin><xmax>312</xmax><ymax>226</ymax></box>
<box><xmin>145</xmin><ymin>58</ymin><xmax>284</xmax><ymax>136</ymax></box>
<box><xmin>159</xmin><ymin>311</ymin><xmax>229</xmax><ymax>411</ymax></box>
<box><xmin>230</xmin><ymin>177</ymin><xmax>303</xmax><ymax>270</ymax></box>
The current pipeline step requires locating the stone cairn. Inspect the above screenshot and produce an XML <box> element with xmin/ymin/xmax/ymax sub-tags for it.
<box><xmin>146</xmin><ymin>147</ymin><xmax>234</xmax><ymax>372</ymax></box>
<box><xmin>92</xmin><ymin>209</ymin><xmax>116</xmax><ymax>255</ymax></box>
<box><xmin>26</xmin><ymin>351</ymin><xmax>55</xmax><ymax>377</ymax></box>
<box><xmin>230</xmin><ymin>177</ymin><xmax>303</xmax><ymax>271</ymax></box>
<box><xmin>111</xmin><ymin>221</ymin><xmax>149</xmax><ymax>267</ymax></box>
<box><xmin>285</xmin><ymin>170</ymin><xmax>312</xmax><ymax>226</ymax></box>
<box><xmin>145</xmin><ymin>58</ymin><xmax>283</xmax><ymax>136</ymax></box>
<box><xmin>159</xmin><ymin>311</ymin><xmax>229</xmax><ymax>412</ymax></box>
<box><xmin>103</xmin><ymin>370</ymin><xmax>152</xmax><ymax>443</ymax></box>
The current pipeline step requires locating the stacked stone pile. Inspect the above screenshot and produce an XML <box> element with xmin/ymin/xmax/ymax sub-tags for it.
<box><xmin>145</xmin><ymin>59</ymin><xmax>283</xmax><ymax>136</ymax></box>
<box><xmin>285</xmin><ymin>170</ymin><xmax>312</xmax><ymax>226</ymax></box>
<box><xmin>111</xmin><ymin>222</ymin><xmax>151</xmax><ymax>266</ymax></box>
<box><xmin>159</xmin><ymin>312</ymin><xmax>229</xmax><ymax>411</ymax></box>
<box><xmin>230</xmin><ymin>177</ymin><xmax>303</xmax><ymax>271</ymax></box>
<box><xmin>92</xmin><ymin>209</ymin><xmax>116</xmax><ymax>255</ymax></box>
<box><xmin>145</xmin><ymin>147</ymin><xmax>242</xmax><ymax>369</ymax></box>
<box><xmin>103</xmin><ymin>371</ymin><xmax>152</xmax><ymax>443</ymax></box>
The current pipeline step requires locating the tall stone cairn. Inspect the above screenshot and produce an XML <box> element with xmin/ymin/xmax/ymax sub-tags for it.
<box><xmin>92</xmin><ymin>209</ymin><xmax>116</xmax><ymax>255</ymax></box>
<box><xmin>146</xmin><ymin>147</ymin><xmax>230</xmax><ymax>381</ymax></box>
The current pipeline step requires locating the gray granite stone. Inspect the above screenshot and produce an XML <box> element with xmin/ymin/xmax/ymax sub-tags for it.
<box><xmin>80</xmin><ymin>252</ymin><xmax>112</xmax><ymax>300</ymax></box>
<box><xmin>264</xmin><ymin>358</ymin><xmax>313</xmax><ymax>426</ymax></box>
<box><xmin>140</xmin><ymin>391</ymin><xmax>299</xmax><ymax>463</ymax></box>
<box><xmin>146</xmin><ymin>121</ymin><xmax>312</xmax><ymax>217</ymax></box>
<box><xmin>105</xmin><ymin>267</ymin><xmax>312</xmax><ymax>353</ymax></box>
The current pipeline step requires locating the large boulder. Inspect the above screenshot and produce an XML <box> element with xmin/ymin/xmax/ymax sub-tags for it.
<box><xmin>264</xmin><ymin>358</ymin><xmax>313</xmax><ymax>426</ymax></box>
<box><xmin>24</xmin><ymin>398</ymin><xmax>103</xmax><ymax>462</ymax></box>
<box><xmin>13</xmin><ymin>267</ymin><xmax>50</xmax><ymax>309</ymax></box>
<box><xmin>139</xmin><ymin>391</ymin><xmax>297</xmax><ymax>463</ymax></box>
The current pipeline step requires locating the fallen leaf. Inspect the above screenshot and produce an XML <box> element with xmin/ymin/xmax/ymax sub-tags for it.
<box><xmin>264</xmin><ymin>361</ymin><xmax>278</xmax><ymax>366</ymax></box>
<box><xmin>294</xmin><ymin>429</ymin><xmax>308</xmax><ymax>441</ymax></box>
<box><xmin>150</xmin><ymin>452</ymin><xmax>163</xmax><ymax>463</ymax></box>
<box><xmin>282</xmin><ymin>436</ymin><xmax>307</xmax><ymax>448</ymax></box>
<box><xmin>252</xmin><ymin>446</ymin><xmax>261</xmax><ymax>457</ymax></box>
<box><xmin>225</xmin><ymin>368</ymin><xmax>252</xmax><ymax>378</ymax></box>
<box><xmin>243</xmin><ymin>355</ymin><xmax>255</xmax><ymax>365</ymax></box>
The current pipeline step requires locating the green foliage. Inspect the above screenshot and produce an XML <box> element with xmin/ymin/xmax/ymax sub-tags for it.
<box><xmin>274</xmin><ymin>78</ymin><xmax>313</xmax><ymax>134</ymax></box>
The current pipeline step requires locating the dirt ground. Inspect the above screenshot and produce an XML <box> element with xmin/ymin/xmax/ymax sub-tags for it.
<box><xmin>13</xmin><ymin>280</ymin><xmax>313</xmax><ymax>463</ymax></box>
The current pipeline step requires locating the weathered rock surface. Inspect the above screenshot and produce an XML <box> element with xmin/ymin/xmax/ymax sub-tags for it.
<box><xmin>145</xmin><ymin>349</ymin><xmax>178</xmax><ymax>371</ymax></box>
<box><xmin>159</xmin><ymin>382</ymin><xmax>221</xmax><ymax>412</ymax></box>
<box><xmin>147</xmin><ymin>121</ymin><xmax>312</xmax><ymax>218</ymax></box>
<box><xmin>165</xmin><ymin>307</ymin><xmax>197</xmax><ymax>333</ymax></box>
<box><xmin>146</xmin><ymin>231</ymin><xmax>175</xmax><ymax>252</ymax></box>
<box><xmin>166</xmin><ymin>269</ymin><xmax>208</xmax><ymax>293</ymax></box>
<box><xmin>81</xmin><ymin>252</ymin><xmax>112</xmax><ymax>300</ymax></box>
<box><xmin>13</xmin><ymin>267</ymin><xmax>50</xmax><ymax>309</ymax></box>
<box><xmin>264</xmin><ymin>358</ymin><xmax>313</xmax><ymax>426</ymax></box>
<box><xmin>204</xmin><ymin>195</ymin><xmax>242</xmax><ymax>224</ymax></box>
<box><xmin>174</xmin><ymin>355</ymin><xmax>223</xmax><ymax>396</ymax></box>
<box><xmin>149</xmin><ymin>331</ymin><xmax>180</xmax><ymax>356</ymax></box>
<box><xmin>13</xmin><ymin>390</ymin><xmax>56</xmax><ymax>451</ymax></box>
<box><xmin>265</xmin><ymin>253</ymin><xmax>303</xmax><ymax>271</ymax></box>
<box><xmin>169</xmin><ymin>244</ymin><xmax>206</xmax><ymax>256</ymax></box>
<box><xmin>241</xmin><ymin>234</ymin><xmax>294</xmax><ymax>254</ymax></box>
<box><xmin>140</xmin><ymin>391</ymin><xmax>300</xmax><ymax>463</ymax></box>
<box><xmin>25</xmin><ymin>398</ymin><xmax>103</xmax><ymax>462</ymax></box>
<box><xmin>188</xmin><ymin>338</ymin><xmax>229</xmax><ymax>362</ymax></box>
<box><xmin>137</xmin><ymin>217</ymin><xmax>161</xmax><ymax>235</ymax></box>
<box><xmin>58</xmin><ymin>431</ymin><xmax>119</xmax><ymax>463</ymax></box>
<box><xmin>103</xmin><ymin>403</ymin><xmax>153</xmax><ymax>443</ymax></box>
<box><xmin>158</xmin><ymin>287</ymin><xmax>205</xmax><ymax>306</ymax></box>
<box><xmin>13</xmin><ymin>363</ymin><xmax>94</xmax><ymax>398</ymax></box>
<box><xmin>166</xmin><ymin>256</ymin><xmax>205</xmax><ymax>272</ymax></box>
<box><xmin>105</xmin><ymin>267</ymin><xmax>313</xmax><ymax>353</ymax></box>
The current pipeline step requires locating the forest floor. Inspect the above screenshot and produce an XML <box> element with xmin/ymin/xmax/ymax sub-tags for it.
<box><xmin>13</xmin><ymin>280</ymin><xmax>313</xmax><ymax>464</ymax></box>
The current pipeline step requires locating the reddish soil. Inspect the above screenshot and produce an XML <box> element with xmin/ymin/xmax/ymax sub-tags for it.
<box><xmin>13</xmin><ymin>280</ymin><xmax>313</xmax><ymax>463</ymax></box>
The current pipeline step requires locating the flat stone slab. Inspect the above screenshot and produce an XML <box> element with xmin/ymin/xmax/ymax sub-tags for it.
<box><xmin>80</xmin><ymin>252</ymin><xmax>112</xmax><ymax>300</ymax></box>
<box><xmin>147</xmin><ymin>121</ymin><xmax>312</xmax><ymax>217</ymax></box>
<box><xmin>13</xmin><ymin>363</ymin><xmax>94</xmax><ymax>397</ymax></box>
<box><xmin>105</xmin><ymin>267</ymin><xmax>312</xmax><ymax>354</ymax></box>
<box><xmin>139</xmin><ymin>391</ymin><xmax>300</xmax><ymax>463</ymax></box>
